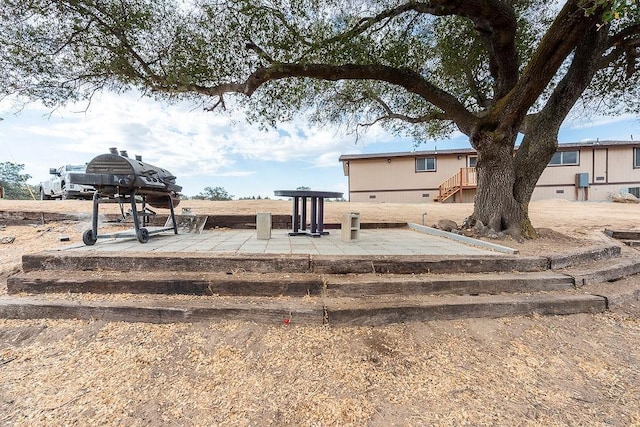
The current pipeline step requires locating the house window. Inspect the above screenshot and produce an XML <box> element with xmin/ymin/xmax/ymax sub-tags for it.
<box><xmin>634</xmin><ymin>148</ymin><xmax>640</xmax><ymax>168</ymax></box>
<box><xmin>416</xmin><ymin>157</ymin><xmax>436</xmax><ymax>172</ymax></box>
<box><xmin>467</xmin><ymin>155</ymin><xmax>477</xmax><ymax>168</ymax></box>
<box><xmin>548</xmin><ymin>150</ymin><xmax>579</xmax><ymax>166</ymax></box>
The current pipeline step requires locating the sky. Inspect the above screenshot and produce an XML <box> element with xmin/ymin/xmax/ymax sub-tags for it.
<box><xmin>1</xmin><ymin>92</ymin><xmax>639</xmax><ymax>199</ymax></box>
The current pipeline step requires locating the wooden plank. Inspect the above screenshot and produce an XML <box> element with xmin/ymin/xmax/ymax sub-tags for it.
<box><xmin>324</xmin><ymin>294</ymin><xmax>607</xmax><ymax>326</ymax></box>
<box><xmin>9</xmin><ymin>270</ymin><xmax>574</xmax><ymax>298</ymax></box>
<box><xmin>570</xmin><ymin>258</ymin><xmax>640</xmax><ymax>286</ymax></box>
<box><xmin>0</xmin><ymin>296</ymin><xmax>324</xmax><ymax>325</ymax></box>
<box><xmin>21</xmin><ymin>253</ymin><xmax>312</xmax><ymax>273</ymax></box>
<box><xmin>0</xmin><ymin>292</ymin><xmax>606</xmax><ymax>325</ymax></box>
<box><xmin>8</xmin><ymin>271</ymin><xmax>323</xmax><ymax>297</ymax></box>
<box><xmin>312</xmin><ymin>255</ymin><xmax>549</xmax><ymax>274</ymax></box>
<box><xmin>324</xmin><ymin>272</ymin><xmax>575</xmax><ymax>297</ymax></box>
<box><xmin>548</xmin><ymin>245</ymin><xmax>621</xmax><ymax>269</ymax></box>
<box><xmin>604</xmin><ymin>229</ymin><xmax>640</xmax><ymax>240</ymax></box>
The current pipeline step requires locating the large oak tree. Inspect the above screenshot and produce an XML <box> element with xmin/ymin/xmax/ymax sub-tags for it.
<box><xmin>1</xmin><ymin>0</ymin><xmax>638</xmax><ymax>238</ymax></box>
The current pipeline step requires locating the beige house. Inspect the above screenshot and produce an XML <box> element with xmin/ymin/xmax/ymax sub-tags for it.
<box><xmin>339</xmin><ymin>140</ymin><xmax>640</xmax><ymax>203</ymax></box>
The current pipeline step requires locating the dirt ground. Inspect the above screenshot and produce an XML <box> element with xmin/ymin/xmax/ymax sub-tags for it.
<box><xmin>1</xmin><ymin>199</ymin><xmax>640</xmax><ymax>425</ymax></box>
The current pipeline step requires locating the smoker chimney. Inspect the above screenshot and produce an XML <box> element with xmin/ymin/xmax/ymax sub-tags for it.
<box><xmin>109</xmin><ymin>147</ymin><xmax>118</xmax><ymax>154</ymax></box>
<box><xmin>135</xmin><ymin>155</ymin><xmax>142</xmax><ymax>161</ymax></box>
<box><xmin>119</xmin><ymin>150</ymin><xmax>129</xmax><ymax>158</ymax></box>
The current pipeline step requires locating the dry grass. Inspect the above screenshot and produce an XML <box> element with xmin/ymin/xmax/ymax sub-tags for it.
<box><xmin>1</xmin><ymin>313</ymin><xmax>639</xmax><ymax>426</ymax></box>
<box><xmin>1</xmin><ymin>199</ymin><xmax>640</xmax><ymax>425</ymax></box>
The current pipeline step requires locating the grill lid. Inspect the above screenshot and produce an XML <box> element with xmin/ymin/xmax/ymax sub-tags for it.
<box><xmin>70</xmin><ymin>149</ymin><xmax>182</xmax><ymax>199</ymax></box>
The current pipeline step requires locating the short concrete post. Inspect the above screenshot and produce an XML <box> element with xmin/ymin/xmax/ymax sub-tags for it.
<box><xmin>341</xmin><ymin>212</ymin><xmax>360</xmax><ymax>242</ymax></box>
<box><xmin>256</xmin><ymin>212</ymin><xmax>272</xmax><ymax>240</ymax></box>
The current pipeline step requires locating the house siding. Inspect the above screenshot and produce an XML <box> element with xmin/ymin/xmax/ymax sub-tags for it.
<box><xmin>340</xmin><ymin>142</ymin><xmax>640</xmax><ymax>203</ymax></box>
<box><xmin>346</xmin><ymin>153</ymin><xmax>472</xmax><ymax>203</ymax></box>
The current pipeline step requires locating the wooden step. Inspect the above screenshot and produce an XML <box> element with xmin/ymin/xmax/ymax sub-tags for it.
<box><xmin>548</xmin><ymin>245</ymin><xmax>621</xmax><ymax>269</ymax></box>
<box><xmin>311</xmin><ymin>255</ymin><xmax>548</xmax><ymax>274</ymax></box>
<box><xmin>7</xmin><ymin>270</ymin><xmax>574</xmax><ymax>297</ymax></box>
<box><xmin>561</xmin><ymin>257</ymin><xmax>640</xmax><ymax>286</ymax></box>
<box><xmin>0</xmin><ymin>295</ymin><xmax>323</xmax><ymax>324</ymax></box>
<box><xmin>325</xmin><ymin>271</ymin><xmax>575</xmax><ymax>297</ymax></box>
<box><xmin>434</xmin><ymin>187</ymin><xmax>460</xmax><ymax>202</ymax></box>
<box><xmin>7</xmin><ymin>271</ymin><xmax>323</xmax><ymax>297</ymax></box>
<box><xmin>0</xmin><ymin>292</ymin><xmax>606</xmax><ymax>325</ymax></box>
<box><xmin>323</xmin><ymin>293</ymin><xmax>607</xmax><ymax>326</ymax></box>
<box><xmin>604</xmin><ymin>229</ymin><xmax>640</xmax><ymax>240</ymax></box>
<box><xmin>4</xmin><ymin>245</ymin><xmax>630</xmax><ymax>325</ymax></box>
<box><xmin>20</xmin><ymin>252</ymin><xmax>550</xmax><ymax>274</ymax></box>
<box><xmin>21</xmin><ymin>252</ymin><xmax>312</xmax><ymax>274</ymax></box>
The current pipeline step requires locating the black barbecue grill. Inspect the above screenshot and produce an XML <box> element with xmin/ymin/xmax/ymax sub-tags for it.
<box><xmin>70</xmin><ymin>148</ymin><xmax>182</xmax><ymax>244</ymax></box>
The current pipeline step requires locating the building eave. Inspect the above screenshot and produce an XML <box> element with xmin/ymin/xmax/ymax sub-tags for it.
<box><xmin>338</xmin><ymin>147</ymin><xmax>476</xmax><ymax>162</ymax></box>
<box><xmin>338</xmin><ymin>140</ymin><xmax>638</xmax><ymax>162</ymax></box>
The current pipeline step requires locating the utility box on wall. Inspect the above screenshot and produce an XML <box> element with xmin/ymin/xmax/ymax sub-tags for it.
<box><xmin>575</xmin><ymin>173</ymin><xmax>589</xmax><ymax>188</ymax></box>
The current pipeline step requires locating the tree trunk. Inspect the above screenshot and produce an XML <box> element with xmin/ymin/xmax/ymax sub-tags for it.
<box><xmin>511</xmin><ymin>123</ymin><xmax>559</xmax><ymax>239</ymax></box>
<box><xmin>468</xmin><ymin>24</ymin><xmax>609</xmax><ymax>240</ymax></box>
<box><xmin>511</xmin><ymin>25</ymin><xmax>609</xmax><ymax>238</ymax></box>
<box><xmin>470</xmin><ymin>131</ymin><xmax>524</xmax><ymax>238</ymax></box>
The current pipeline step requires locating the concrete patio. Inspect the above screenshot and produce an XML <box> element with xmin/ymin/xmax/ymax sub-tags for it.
<box><xmin>56</xmin><ymin>227</ymin><xmax>504</xmax><ymax>256</ymax></box>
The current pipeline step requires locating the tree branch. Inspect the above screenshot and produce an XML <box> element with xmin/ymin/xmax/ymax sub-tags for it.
<box><xmin>464</xmin><ymin>67</ymin><xmax>490</xmax><ymax>110</ymax></box>
<box><xmin>301</xmin><ymin>1</ymin><xmax>517</xmax><ymax>99</ymax></box>
<box><xmin>367</xmin><ymin>94</ymin><xmax>448</xmax><ymax>124</ymax></box>
<box><xmin>245</xmin><ymin>40</ymin><xmax>274</xmax><ymax>63</ymax></box>
<box><xmin>410</xmin><ymin>1</ymin><xmax>518</xmax><ymax>98</ymax></box>
<box><xmin>493</xmin><ymin>0</ymin><xmax>605</xmax><ymax>132</ymax></box>
<box><xmin>64</xmin><ymin>2</ymin><xmax>162</xmax><ymax>84</ymax></box>
<box><xmin>153</xmin><ymin>62</ymin><xmax>476</xmax><ymax>132</ymax></box>
<box><xmin>599</xmin><ymin>24</ymin><xmax>640</xmax><ymax>78</ymax></box>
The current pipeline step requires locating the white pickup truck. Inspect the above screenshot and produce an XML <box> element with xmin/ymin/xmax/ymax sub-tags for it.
<box><xmin>40</xmin><ymin>164</ymin><xmax>95</xmax><ymax>200</ymax></box>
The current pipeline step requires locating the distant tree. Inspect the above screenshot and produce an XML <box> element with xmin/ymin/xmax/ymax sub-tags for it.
<box><xmin>0</xmin><ymin>162</ymin><xmax>34</xmax><ymax>200</ymax></box>
<box><xmin>194</xmin><ymin>186</ymin><xmax>234</xmax><ymax>201</ymax></box>
<box><xmin>238</xmin><ymin>195</ymin><xmax>271</xmax><ymax>200</ymax></box>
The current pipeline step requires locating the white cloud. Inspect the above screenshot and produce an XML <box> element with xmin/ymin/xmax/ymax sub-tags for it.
<box><xmin>565</xmin><ymin>113</ymin><xmax>638</xmax><ymax>131</ymax></box>
<box><xmin>212</xmin><ymin>170</ymin><xmax>256</xmax><ymax>177</ymax></box>
<box><xmin>314</xmin><ymin>151</ymin><xmax>343</xmax><ymax>168</ymax></box>
<box><xmin>0</xmin><ymin>91</ymin><xmax>371</xmax><ymax>195</ymax></box>
<box><xmin>2</xmin><ymin>91</ymin><xmax>422</xmax><ymax>179</ymax></box>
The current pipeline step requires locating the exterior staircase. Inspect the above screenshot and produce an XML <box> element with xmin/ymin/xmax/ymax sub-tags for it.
<box><xmin>434</xmin><ymin>167</ymin><xmax>477</xmax><ymax>202</ymax></box>
<box><xmin>1</xmin><ymin>244</ymin><xmax>637</xmax><ymax>325</ymax></box>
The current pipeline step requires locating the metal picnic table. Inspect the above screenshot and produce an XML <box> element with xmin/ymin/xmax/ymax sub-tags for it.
<box><xmin>274</xmin><ymin>190</ymin><xmax>343</xmax><ymax>237</ymax></box>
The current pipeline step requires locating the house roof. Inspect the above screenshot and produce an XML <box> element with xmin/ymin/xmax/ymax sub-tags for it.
<box><xmin>338</xmin><ymin>140</ymin><xmax>639</xmax><ymax>162</ymax></box>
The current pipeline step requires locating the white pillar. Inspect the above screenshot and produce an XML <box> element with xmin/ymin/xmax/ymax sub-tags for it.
<box><xmin>256</xmin><ymin>212</ymin><xmax>272</xmax><ymax>240</ymax></box>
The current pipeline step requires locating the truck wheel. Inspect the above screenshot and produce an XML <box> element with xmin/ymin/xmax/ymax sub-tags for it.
<box><xmin>40</xmin><ymin>188</ymin><xmax>51</xmax><ymax>200</ymax></box>
<box><xmin>82</xmin><ymin>230</ymin><xmax>97</xmax><ymax>246</ymax></box>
